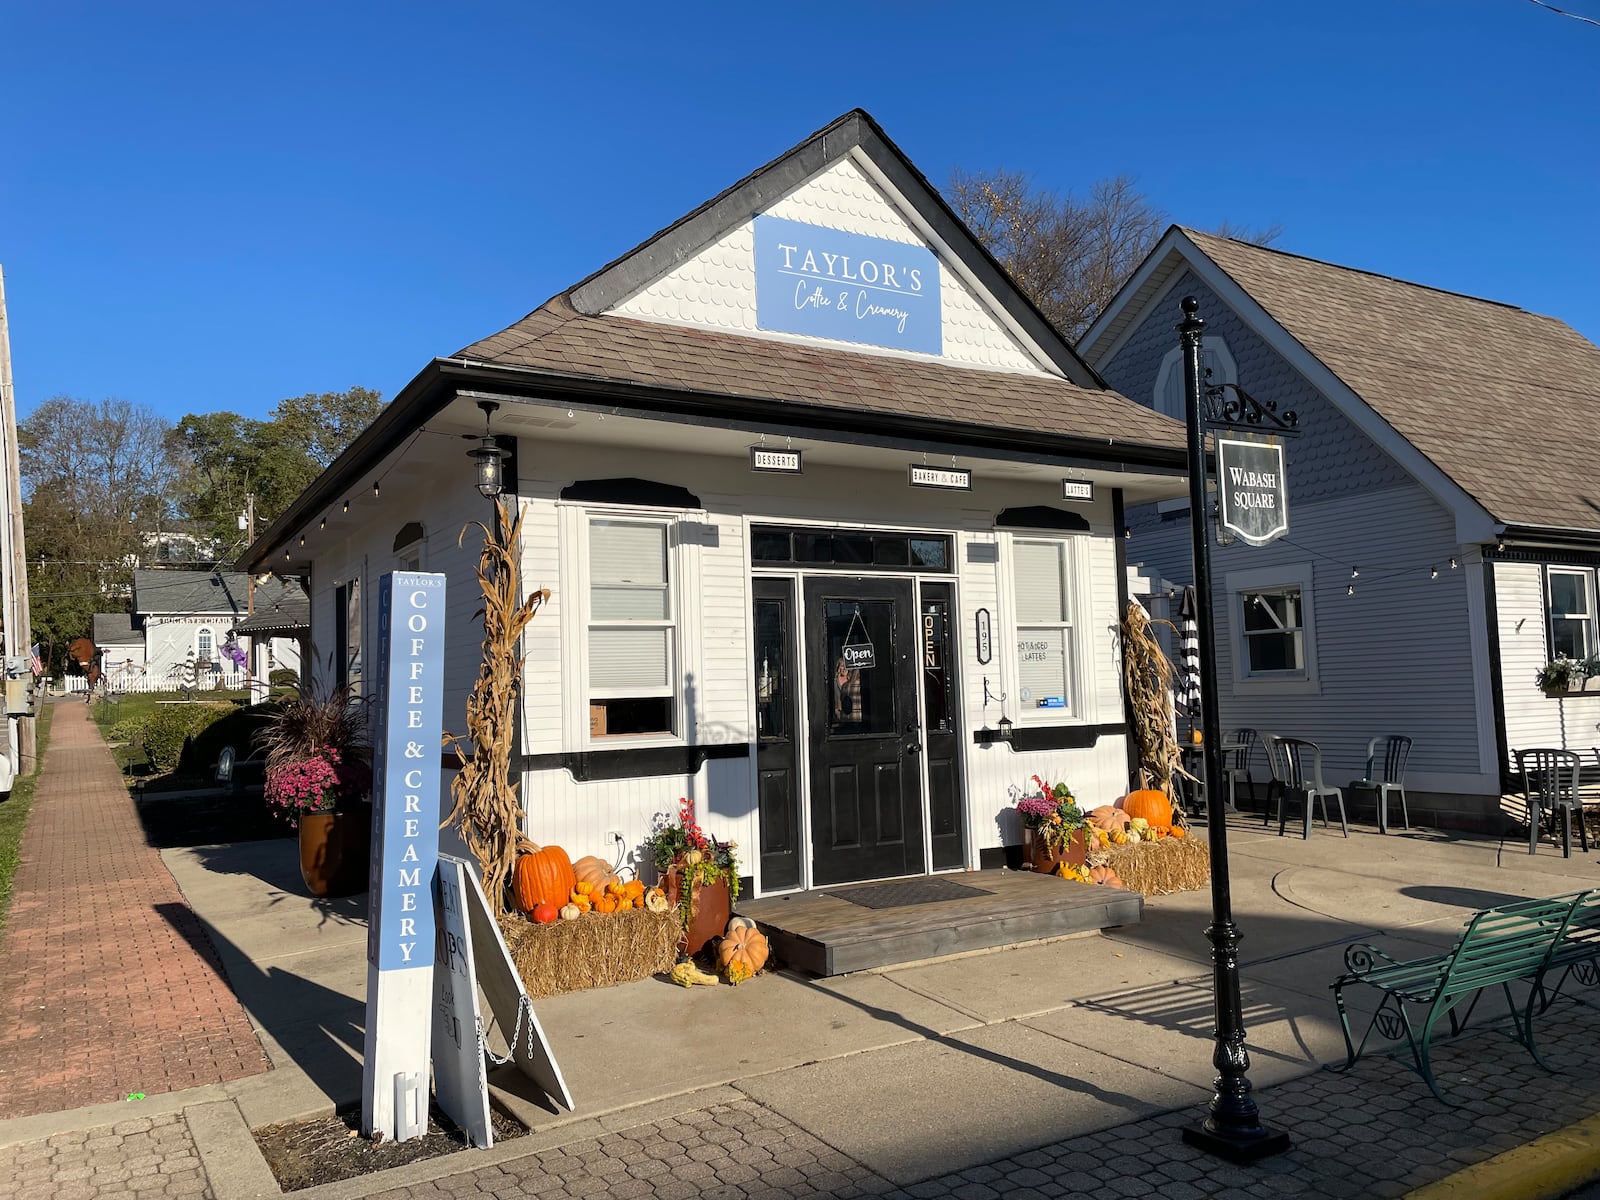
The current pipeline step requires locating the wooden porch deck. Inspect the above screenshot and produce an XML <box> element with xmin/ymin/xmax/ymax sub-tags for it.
<box><xmin>735</xmin><ymin>869</ymin><xmax>1142</xmax><ymax>977</ymax></box>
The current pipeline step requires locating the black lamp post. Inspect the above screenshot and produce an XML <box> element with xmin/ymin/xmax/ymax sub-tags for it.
<box><xmin>1176</xmin><ymin>296</ymin><xmax>1291</xmax><ymax>1163</ymax></box>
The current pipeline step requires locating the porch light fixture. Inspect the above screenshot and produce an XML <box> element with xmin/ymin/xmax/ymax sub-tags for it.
<box><xmin>467</xmin><ymin>400</ymin><xmax>509</xmax><ymax>499</ymax></box>
<box><xmin>997</xmin><ymin>715</ymin><xmax>1013</xmax><ymax>742</ymax></box>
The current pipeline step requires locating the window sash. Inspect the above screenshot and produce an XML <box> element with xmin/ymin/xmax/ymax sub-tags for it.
<box><xmin>1548</xmin><ymin>569</ymin><xmax>1596</xmax><ymax>661</ymax></box>
<box><xmin>1240</xmin><ymin>588</ymin><xmax>1306</xmax><ymax>676</ymax></box>
<box><xmin>586</xmin><ymin>515</ymin><xmax>678</xmax><ymax>716</ymax></box>
<box><xmin>1012</xmin><ymin>538</ymin><xmax>1075</xmax><ymax>717</ymax></box>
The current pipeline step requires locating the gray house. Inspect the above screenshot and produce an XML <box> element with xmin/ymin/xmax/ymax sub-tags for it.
<box><xmin>1079</xmin><ymin>228</ymin><xmax>1600</xmax><ymax>830</ymax></box>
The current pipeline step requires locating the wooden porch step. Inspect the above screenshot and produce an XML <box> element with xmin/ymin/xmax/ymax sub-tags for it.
<box><xmin>735</xmin><ymin>868</ymin><xmax>1142</xmax><ymax>977</ymax></box>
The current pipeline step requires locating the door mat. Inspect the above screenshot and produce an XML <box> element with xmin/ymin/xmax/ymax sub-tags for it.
<box><xmin>829</xmin><ymin>878</ymin><xmax>994</xmax><ymax>909</ymax></box>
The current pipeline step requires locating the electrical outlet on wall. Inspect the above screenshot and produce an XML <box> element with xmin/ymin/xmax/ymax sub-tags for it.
<box><xmin>607</xmin><ymin>830</ymin><xmax>624</xmax><ymax>847</ymax></box>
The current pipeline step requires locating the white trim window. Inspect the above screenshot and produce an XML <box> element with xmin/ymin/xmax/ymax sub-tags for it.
<box><xmin>1011</xmin><ymin>538</ymin><xmax>1076</xmax><ymax>718</ymax></box>
<box><xmin>197</xmin><ymin>627</ymin><xmax>213</xmax><ymax>663</ymax></box>
<box><xmin>1547</xmin><ymin>567</ymin><xmax>1596</xmax><ymax>661</ymax></box>
<box><xmin>587</xmin><ymin>517</ymin><xmax>676</xmax><ymax>738</ymax></box>
<box><xmin>1153</xmin><ymin>336</ymin><xmax>1237</xmax><ymax>421</ymax></box>
<box><xmin>1226</xmin><ymin>562</ymin><xmax>1318</xmax><ymax>693</ymax></box>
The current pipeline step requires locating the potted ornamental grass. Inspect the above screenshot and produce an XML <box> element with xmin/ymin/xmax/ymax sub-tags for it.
<box><xmin>643</xmin><ymin>797</ymin><xmax>740</xmax><ymax>955</ymax></box>
<box><xmin>1016</xmin><ymin>774</ymin><xmax>1089</xmax><ymax>874</ymax></box>
<box><xmin>256</xmin><ymin>682</ymin><xmax>373</xmax><ymax>897</ymax></box>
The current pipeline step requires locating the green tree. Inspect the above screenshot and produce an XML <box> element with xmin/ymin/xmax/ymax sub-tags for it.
<box><xmin>171</xmin><ymin>387</ymin><xmax>384</xmax><ymax>547</ymax></box>
<box><xmin>20</xmin><ymin>396</ymin><xmax>179</xmax><ymax>671</ymax></box>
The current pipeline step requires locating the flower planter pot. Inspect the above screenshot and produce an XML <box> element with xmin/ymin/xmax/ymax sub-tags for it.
<box><xmin>297</xmin><ymin>805</ymin><xmax>371</xmax><ymax>898</ymax></box>
<box><xmin>663</xmin><ymin>866</ymin><xmax>732</xmax><ymax>956</ymax></box>
<box><xmin>1022</xmin><ymin>826</ymin><xmax>1087</xmax><ymax>875</ymax></box>
<box><xmin>1543</xmin><ymin>677</ymin><xmax>1600</xmax><ymax>697</ymax></box>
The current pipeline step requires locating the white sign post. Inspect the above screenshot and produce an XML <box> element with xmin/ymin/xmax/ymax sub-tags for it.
<box><xmin>361</xmin><ymin>571</ymin><xmax>448</xmax><ymax>1141</ymax></box>
<box><xmin>432</xmin><ymin>858</ymin><xmax>493</xmax><ymax>1147</ymax></box>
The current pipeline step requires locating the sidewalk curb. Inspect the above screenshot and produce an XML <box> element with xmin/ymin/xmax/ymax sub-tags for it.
<box><xmin>188</xmin><ymin>1100</ymin><xmax>281</xmax><ymax>1200</ymax></box>
<box><xmin>1403</xmin><ymin>1112</ymin><xmax>1600</xmax><ymax>1200</ymax></box>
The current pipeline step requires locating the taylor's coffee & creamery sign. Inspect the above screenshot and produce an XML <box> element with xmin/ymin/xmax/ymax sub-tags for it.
<box><xmin>754</xmin><ymin>215</ymin><xmax>941</xmax><ymax>354</ymax></box>
<box><xmin>362</xmin><ymin>570</ymin><xmax>448</xmax><ymax>1141</ymax></box>
<box><xmin>1217</xmin><ymin>439</ymin><xmax>1289</xmax><ymax>546</ymax></box>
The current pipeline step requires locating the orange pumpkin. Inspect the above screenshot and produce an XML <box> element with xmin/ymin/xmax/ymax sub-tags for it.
<box><xmin>717</xmin><ymin>925</ymin><xmax>770</xmax><ymax>985</ymax></box>
<box><xmin>1117</xmin><ymin>788</ymin><xmax>1173</xmax><ymax>832</ymax></box>
<box><xmin>593</xmin><ymin>895</ymin><xmax>617</xmax><ymax>914</ymax></box>
<box><xmin>624</xmin><ymin>879</ymin><xmax>646</xmax><ymax>901</ymax></box>
<box><xmin>514</xmin><ymin>845</ymin><xmax>576</xmax><ymax>913</ymax></box>
<box><xmin>1169</xmin><ymin>826</ymin><xmax>1187</xmax><ymax>839</ymax></box>
<box><xmin>1089</xmin><ymin>865</ymin><xmax>1124</xmax><ymax>888</ymax></box>
<box><xmin>572</xmin><ymin>856</ymin><xmax>621</xmax><ymax>891</ymax></box>
<box><xmin>1088</xmin><ymin>805</ymin><xmax>1131</xmax><ymax>832</ymax></box>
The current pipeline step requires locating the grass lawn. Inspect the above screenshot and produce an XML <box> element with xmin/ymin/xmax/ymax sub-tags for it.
<box><xmin>0</xmin><ymin>700</ymin><xmax>56</xmax><ymax>934</ymax></box>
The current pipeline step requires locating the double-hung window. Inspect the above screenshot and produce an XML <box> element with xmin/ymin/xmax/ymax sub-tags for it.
<box><xmin>1240</xmin><ymin>587</ymin><xmax>1305</xmax><ymax>676</ymax></box>
<box><xmin>588</xmin><ymin>518</ymin><xmax>675</xmax><ymax>738</ymax></box>
<box><xmin>1548</xmin><ymin>568</ymin><xmax>1596</xmax><ymax>661</ymax></box>
<box><xmin>197</xmin><ymin>627</ymin><xmax>213</xmax><ymax>663</ymax></box>
<box><xmin>1012</xmin><ymin>538</ymin><xmax>1075</xmax><ymax>717</ymax></box>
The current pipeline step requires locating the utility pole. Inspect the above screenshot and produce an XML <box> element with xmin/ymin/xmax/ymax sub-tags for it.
<box><xmin>0</xmin><ymin>266</ymin><xmax>35</xmax><ymax>773</ymax></box>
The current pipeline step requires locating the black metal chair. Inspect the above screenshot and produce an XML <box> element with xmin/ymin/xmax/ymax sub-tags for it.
<box><xmin>1516</xmin><ymin>748</ymin><xmax>1586</xmax><ymax>858</ymax></box>
<box><xmin>1274</xmin><ymin>737</ymin><xmax>1349</xmax><ymax>839</ymax></box>
<box><xmin>1350</xmin><ymin>735</ymin><xmax>1413</xmax><ymax>834</ymax></box>
<box><xmin>1220</xmin><ymin>728</ymin><xmax>1261</xmax><ymax>814</ymax></box>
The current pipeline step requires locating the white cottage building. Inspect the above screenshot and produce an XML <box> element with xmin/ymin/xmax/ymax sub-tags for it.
<box><xmin>242</xmin><ymin>111</ymin><xmax>1189</xmax><ymax>895</ymax></box>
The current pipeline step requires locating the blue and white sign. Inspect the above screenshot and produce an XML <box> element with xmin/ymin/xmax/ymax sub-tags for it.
<box><xmin>754</xmin><ymin>214</ymin><xmax>941</xmax><ymax>354</ymax></box>
<box><xmin>362</xmin><ymin>570</ymin><xmax>447</xmax><ymax>1142</ymax></box>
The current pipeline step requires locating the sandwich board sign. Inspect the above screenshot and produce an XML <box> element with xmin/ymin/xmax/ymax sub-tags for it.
<box><xmin>1217</xmin><ymin>439</ymin><xmax>1289</xmax><ymax>547</ymax></box>
<box><xmin>361</xmin><ymin>571</ymin><xmax>447</xmax><ymax>1141</ymax></box>
<box><xmin>449</xmin><ymin>854</ymin><xmax>574</xmax><ymax>1113</ymax></box>
<box><xmin>432</xmin><ymin>858</ymin><xmax>493</xmax><ymax>1147</ymax></box>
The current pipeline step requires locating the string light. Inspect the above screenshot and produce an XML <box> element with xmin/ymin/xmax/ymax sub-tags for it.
<box><xmin>319</xmin><ymin>518</ymin><xmax>326</xmax><ymax>530</ymax></box>
<box><xmin>1450</xmin><ymin>557</ymin><xmax>1458</xmax><ymax>569</ymax></box>
<box><xmin>372</xmin><ymin>481</ymin><xmax>380</xmax><ymax>498</ymax></box>
<box><xmin>1430</xmin><ymin>566</ymin><xmax>1439</xmax><ymax>579</ymax></box>
<box><xmin>1350</xmin><ymin>566</ymin><xmax>1359</xmax><ymax>579</ymax></box>
<box><xmin>343</xmin><ymin>500</ymin><xmax>349</xmax><ymax>513</ymax></box>
<box><xmin>1497</xmin><ymin>539</ymin><xmax>1506</xmax><ymax>552</ymax></box>
<box><xmin>1347</xmin><ymin>584</ymin><xmax>1355</xmax><ymax>596</ymax></box>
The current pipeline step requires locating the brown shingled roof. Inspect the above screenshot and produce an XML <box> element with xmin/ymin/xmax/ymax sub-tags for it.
<box><xmin>455</xmin><ymin>295</ymin><xmax>1188</xmax><ymax>453</ymax></box>
<box><xmin>1184</xmin><ymin>229</ymin><xmax>1600</xmax><ymax>532</ymax></box>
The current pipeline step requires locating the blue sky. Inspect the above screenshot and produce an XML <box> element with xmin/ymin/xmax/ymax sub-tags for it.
<box><xmin>3</xmin><ymin>1</ymin><xmax>1596</xmax><ymax>422</ymax></box>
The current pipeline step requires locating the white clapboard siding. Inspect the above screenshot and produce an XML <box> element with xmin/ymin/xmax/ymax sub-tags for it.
<box><xmin>1496</xmin><ymin>561</ymin><xmax>1600</xmax><ymax>760</ymax></box>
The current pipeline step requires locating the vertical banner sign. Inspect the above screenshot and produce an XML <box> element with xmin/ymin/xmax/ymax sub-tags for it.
<box><xmin>1217</xmin><ymin>439</ymin><xmax>1289</xmax><ymax>547</ymax></box>
<box><xmin>753</xmin><ymin>215</ymin><xmax>942</xmax><ymax>354</ymax></box>
<box><xmin>432</xmin><ymin>858</ymin><xmax>493</xmax><ymax>1148</ymax></box>
<box><xmin>362</xmin><ymin>571</ymin><xmax>447</xmax><ymax>1142</ymax></box>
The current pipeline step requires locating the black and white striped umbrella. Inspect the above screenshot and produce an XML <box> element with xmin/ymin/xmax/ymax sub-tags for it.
<box><xmin>1175</xmin><ymin>585</ymin><xmax>1202</xmax><ymax>724</ymax></box>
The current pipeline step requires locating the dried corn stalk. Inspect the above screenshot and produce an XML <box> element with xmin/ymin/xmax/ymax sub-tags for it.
<box><xmin>1120</xmin><ymin>600</ymin><xmax>1192</xmax><ymax>804</ymax></box>
<box><xmin>443</xmin><ymin>498</ymin><xmax>551</xmax><ymax>921</ymax></box>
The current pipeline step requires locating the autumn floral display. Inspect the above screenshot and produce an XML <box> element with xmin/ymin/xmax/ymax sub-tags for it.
<box><xmin>642</xmin><ymin>797</ymin><xmax>741</xmax><ymax>925</ymax></box>
<box><xmin>1015</xmin><ymin>774</ymin><xmax>1087</xmax><ymax>856</ymax></box>
<box><xmin>263</xmin><ymin>746</ymin><xmax>370</xmax><ymax>822</ymax></box>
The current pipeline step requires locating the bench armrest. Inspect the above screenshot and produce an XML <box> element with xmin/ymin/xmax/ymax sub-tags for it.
<box><xmin>1343</xmin><ymin>943</ymin><xmax>1404</xmax><ymax>975</ymax></box>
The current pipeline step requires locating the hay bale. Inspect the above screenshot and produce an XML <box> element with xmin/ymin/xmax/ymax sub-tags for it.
<box><xmin>498</xmin><ymin>909</ymin><xmax>681</xmax><ymax>998</ymax></box>
<box><xmin>1103</xmin><ymin>837</ymin><xmax>1210</xmax><ymax>897</ymax></box>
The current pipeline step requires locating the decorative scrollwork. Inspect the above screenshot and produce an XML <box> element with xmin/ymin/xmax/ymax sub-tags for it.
<box><xmin>1574</xmin><ymin>961</ymin><xmax>1599</xmax><ymax>988</ymax></box>
<box><xmin>1344</xmin><ymin>944</ymin><xmax>1396</xmax><ymax>974</ymax></box>
<box><xmin>1373</xmin><ymin>1004</ymin><xmax>1408</xmax><ymax>1042</ymax></box>
<box><xmin>1204</xmin><ymin>381</ymin><xmax>1300</xmax><ymax>434</ymax></box>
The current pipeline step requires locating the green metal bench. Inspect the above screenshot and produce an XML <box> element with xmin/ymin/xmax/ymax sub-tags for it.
<box><xmin>1330</xmin><ymin>891</ymin><xmax>1595</xmax><ymax>1103</ymax></box>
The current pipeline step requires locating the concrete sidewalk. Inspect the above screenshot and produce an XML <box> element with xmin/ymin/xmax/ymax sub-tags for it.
<box><xmin>5</xmin><ymin>702</ymin><xmax>1600</xmax><ymax>1197</ymax></box>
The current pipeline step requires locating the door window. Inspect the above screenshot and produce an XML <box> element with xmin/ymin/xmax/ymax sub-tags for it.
<box><xmin>824</xmin><ymin>598</ymin><xmax>896</xmax><ymax>737</ymax></box>
<box><xmin>754</xmin><ymin>598</ymin><xmax>788</xmax><ymax>742</ymax></box>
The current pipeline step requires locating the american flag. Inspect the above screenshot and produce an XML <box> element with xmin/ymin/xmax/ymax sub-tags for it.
<box><xmin>28</xmin><ymin>644</ymin><xmax>42</xmax><ymax>676</ymax></box>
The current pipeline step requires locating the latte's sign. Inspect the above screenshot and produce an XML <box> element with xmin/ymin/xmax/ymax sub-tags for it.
<box><xmin>1217</xmin><ymin>439</ymin><xmax>1288</xmax><ymax>546</ymax></box>
<box><xmin>754</xmin><ymin>215</ymin><xmax>941</xmax><ymax>354</ymax></box>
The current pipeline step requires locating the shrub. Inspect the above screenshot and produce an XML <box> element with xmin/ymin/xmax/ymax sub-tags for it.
<box><xmin>177</xmin><ymin>703</ymin><xmax>277</xmax><ymax>779</ymax></box>
<box><xmin>269</xmin><ymin>668</ymin><xmax>300</xmax><ymax>693</ymax></box>
<box><xmin>141</xmin><ymin>703</ymin><xmax>233</xmax><ymax>771</ymax></box>
<box><xmin>107</xmin><ymin>718</ymin><xmax>143</xmax><ymax>746</ymax></box>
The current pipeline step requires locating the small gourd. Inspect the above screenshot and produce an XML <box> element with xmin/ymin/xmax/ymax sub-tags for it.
<box><xmin>644</xmin><ymin>886</ymin><xmax>669</xmax><ymax>914</ymax></box>
<box><xmin>559</xmin><ymin>902</ymin><xmax>582</xmax><ymax>920</ymax></box>
<box><xmin>532</xmin><ymin>902</ymin><xmax>559</xmax><ymax>925</ymax></box>
<box><xmin>593</xmin><ymin>895</ymin><xmax>617</xmax><ymax>914</ymax></box>
<box><xmin>726</xmin><ymin>916</ymin><xmax>757</xmax><ymax>932</ymax></box>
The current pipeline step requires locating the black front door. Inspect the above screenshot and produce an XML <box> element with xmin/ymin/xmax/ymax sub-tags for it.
<box><xmin>803</xmin><ymin>576</ymin><xmax>925</xmax><ymax>886</ymax></box>
<box><xmin>753</xmin><ymin>579</ymin><xmax>801</xmax><ymax>891</ymax></box>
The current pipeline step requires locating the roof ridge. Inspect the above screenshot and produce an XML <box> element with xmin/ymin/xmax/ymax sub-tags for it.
<box><xmin>1180</xmin><ymin>226</ymin><xmax>1539</xmax><ymax>318</ymax></box>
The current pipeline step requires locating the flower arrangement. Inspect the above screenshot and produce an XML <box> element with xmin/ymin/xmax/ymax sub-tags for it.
<box><xmin>255</xmin><ymin>671</ymin><xmax>371</xmax><ymax>824</ymax></box>
<box><xmin>642</xmin><ymin>797</ymin><xmax>741</xmax><ymax>925</ymax></box>
<box><xmin>263</xmin><ymin>746</ymin><xmax>371</xmax><ymax>822</ymax></box>
<box><xmin>1537</xmin><ymin>656</ymin><xmax>1600</xmax><ymax>695</ymax></box>
<box><xmin>1016</xmin><ymin>774</ymin><xmax>1086</xmax><ymax>855</ymax></box>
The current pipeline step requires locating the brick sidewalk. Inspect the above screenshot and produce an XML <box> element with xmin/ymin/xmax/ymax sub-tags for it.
<box><xmin>0</xmin><ymin>700</ymin><xmax>268</xmax><ymax>1118</ymax></box>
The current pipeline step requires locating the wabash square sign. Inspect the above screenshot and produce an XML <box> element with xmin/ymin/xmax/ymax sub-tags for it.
<box><xmin>1217</xmin><ymin>439</ymin><xmax>1288</xmax><ymax>546</ymax></box>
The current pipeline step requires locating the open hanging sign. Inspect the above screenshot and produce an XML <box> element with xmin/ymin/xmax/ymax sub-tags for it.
<box><xmin>840</xmin><ymin>606</ymin><xmax>875</xmax><ymax>670</ymax></box>
<box><xmin>1217</xmin><ymin>439</ymin><xmax>1289</xmax><ymax>546</ymax></box>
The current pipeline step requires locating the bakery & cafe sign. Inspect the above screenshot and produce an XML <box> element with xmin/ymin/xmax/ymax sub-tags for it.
<box><xmin>1217</xmin><ymin>439</ymin><xmax>1288</xmax><ymax>546</ymax></box>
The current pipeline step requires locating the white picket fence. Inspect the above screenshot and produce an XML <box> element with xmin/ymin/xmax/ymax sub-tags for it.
<box><xmin>59</xmin><ymin>667</ymin><xmax>252</xmax><ymax>695</ymax></box>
